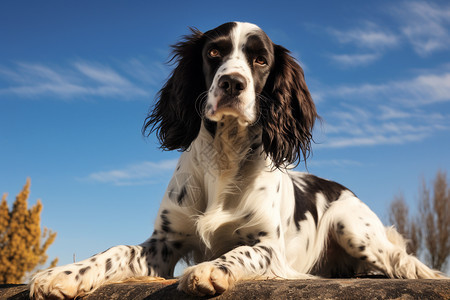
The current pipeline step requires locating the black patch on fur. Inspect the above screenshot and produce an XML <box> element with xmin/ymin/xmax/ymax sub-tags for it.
<box><xmin>64</xmin><ymin>271</ymin><xmax>72</xmax><ymax>275</ymax></box>
<box><xmin>148</xmin><ymin>240</ymin><xmax>157</xmax><ymax>257</ymax></box>
<box><xmin>277</xmin><ymin>182</ymin><xmax>280</xmax><ymax>193</ymax></box>
<box><xmin>105</xmin><ymin>258</ymin><xmax>112</xmax><ymax>273</ymax></box>
<box><xmin>79</xmin><ymin>266</ymin><xmax>91</xmax><ymax>275</ymax></box>
<box><xmin>203</xmin><ymin>119</ymin><xmax>217</xmax><ymax>137</ymax></box>
<box><xmin>246</xmin><ymin>233</ymin><xmax>261</xmax><ymax>246</ymax></box>
<box><xmin>173</xmin><ymin>241</ymin><xmax>183</xmax><ymax>249</ymax></box>
<box><xmin>264</xmin><ymin>255</ymin><xmax>271</xmax><ymax>266</ymax></box>
<box><xmin>128</xmin><ymin>248</ymin><xmax>136</xmax><ymax>273</ymax></box>
<box><xmin>292</xmin><ymin>179</ymin><xmax>318</xmax><ymax>229</ymax></box>
<box><xmin>218</xmin><ymin>265</ymin><xmax>229</xmax><ymax>274</ymax></box>
<box><xmin>244</xmin><ymin>212</ymin><xmax>254</xmax><ymax>220</ymax></box>
<box><xmin>359</xmin><ymin>246</ymin><xmax>366</xmax><ymax>251</ymax></box>
<box><xmin>258</xmin><ymin>231</ymin><xmax>268</xmax><ymax>237</ymax></box>
<box><xmin>160</xmin><ymin>211</ymin><xmax>172</xmax><ymax>233</ymax></box>
<box><xmin>129</xmin><ymin>248</ymin><xmax>136</xmax><ymax>261</ymax></box>
<box><xmin>360</xmin><ymin>255</ymin><xmax>367</xmax><ymax>261</ymax></box>
<box><xmin>336</xmin><ymin>222</ymin><xmax>345</xmax><ymax>235</ymax></box>
<box><xmin>348</xmin><ymin>239</ymin><xmax>354</xmax><ymax>248</ymax></box>
<box><xmin>177</xmin><ymin>185</ymin><xmax>187</xmax><ymax>205</ymax></box>
<box><xmin>292</xmin><ymin>174</ymin><xmax>351</xmax><ymax>229</ymax></box>
<box><xmin>258</xmin><ymin>245</ymin><xmax>273</xmax><ymax>258</ymax></box>
<box><xmin>276</xmin><ymin>225</ymin><xmax>280</xmax><ymax>238</ymax></box>
<box><xmin>245</xmin><ymin>251</ymin><xmax>251</xmax><ymax>258</ymax></box>
<box><xmin>161</xmin><ymin>243</ymin><xmax>171</xmax><ymax>262</ymax></box>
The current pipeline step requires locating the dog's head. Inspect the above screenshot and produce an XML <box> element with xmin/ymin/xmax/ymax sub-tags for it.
<box><xmin>144</xmin><ymin>22</ymin><xmax>317</xmax><ymax>167</ymax></box>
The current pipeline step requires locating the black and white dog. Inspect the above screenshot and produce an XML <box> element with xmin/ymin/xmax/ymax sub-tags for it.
<box><xmin>30</xmin><ymin>22</ymin><xmax>444</xmax><ymax>299</ymax></box>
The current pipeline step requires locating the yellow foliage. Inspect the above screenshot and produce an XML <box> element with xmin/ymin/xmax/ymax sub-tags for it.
<box><xmin>0</xmin><ymin>179</ymin><xmax>58</xmax><ymax>284</ymax></box>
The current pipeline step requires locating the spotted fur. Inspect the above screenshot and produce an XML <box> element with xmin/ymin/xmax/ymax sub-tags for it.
<box><xmin>30</xmin><ymin>22</ymin><xmax>445</xmax><ymax>299</ymax></box>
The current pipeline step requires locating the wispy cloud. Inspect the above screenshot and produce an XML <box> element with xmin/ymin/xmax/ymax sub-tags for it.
<box><xmin>394</xmin><ymin>1</ymin><xmax>450</xmax><ymax>56</ymax></box>
<box><xmin>82</xmin><ymin>159</ymin><xmax>178</xmax><ymax>186</ymax></box>
<box><xmin>329</xmin><ymin>53</ymin><xmax>380</xmax><ymax>67</ymax></box>
<box><xmin>315</xmin><ymin>70</ymin><xmax>450</xmax><ymax>148</ymax></box>
<box><xmin>325</xmin><ymin>1</ymin><xmax>450</xmax><ymax>66</ymax></box>
<box><xmin>308</xmin><ymin>159</ymin><xmax>363</xmax><ymax>168</ymax></box>
<box><xmin>0</xmin><ymin>59</ymin><xmax>167</xmax><ymax>100</ymax></box>
<box><xmin>120</xmin><ymin>58</ymin><xmax>169</xmax><ymax>86</ymax></box>
<box><xmin>332</xmin><ymin>72</ymin><xmax>450</xmax><ymax>106</ymax></box>
<box><xmin>326</xmin><ymin>22</ymin><xmax>398</xmax><ymax>67</ymax></box>
<box><xmin>328</xmin><ymin>22</ymin><xmax>399</xmax><ymax>50</ymax></box>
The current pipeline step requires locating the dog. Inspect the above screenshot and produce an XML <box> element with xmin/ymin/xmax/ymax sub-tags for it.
<box><xmin>30</xmin><ymin>21</ymin><xmax>444</xmax><ymax>299</ymax></box>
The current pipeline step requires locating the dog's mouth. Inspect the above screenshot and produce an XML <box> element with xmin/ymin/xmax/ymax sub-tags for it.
<box><xmin>205</xmin><ymin>96</ymin><xmax>253</xmax><ymax>126</ymax></box>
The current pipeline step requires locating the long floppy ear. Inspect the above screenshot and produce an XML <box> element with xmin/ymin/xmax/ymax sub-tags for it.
<box><xmin>143</xmin><ymin>28</ymin><xmax>206</xmax><ymax>151</ymax></box>
<box><xmin>260</xmin><ymin>44</ymin><xmax>317</xmax><ymax>168</ymax></box>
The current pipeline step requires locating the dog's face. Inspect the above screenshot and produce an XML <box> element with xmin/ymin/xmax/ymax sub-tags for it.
<box><xmin>144</xmin><ymin>22</ymin><xmax>317</xmax><ymax>167</ymax></box>
<box><xmin>201</xmin><ymin>22</ymin><xmax>274</xmax><ymax>125</ymax></box>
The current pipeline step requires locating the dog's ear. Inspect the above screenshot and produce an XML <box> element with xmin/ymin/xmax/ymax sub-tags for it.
<box><xmin>143</xmin><ymin>28</ymin><xmax>206</xmax><ymax>151</ymax></box>
<box><xmin>260</xmin><ymin>44</ymin><xmax>317</xmax><ymax>168</ymax></box>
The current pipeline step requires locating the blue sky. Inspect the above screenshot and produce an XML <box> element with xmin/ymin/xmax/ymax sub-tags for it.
<box><xmin>1</xmin><ymin>1</ymin><xmax>449</xmax><ymax>269</ymax></box>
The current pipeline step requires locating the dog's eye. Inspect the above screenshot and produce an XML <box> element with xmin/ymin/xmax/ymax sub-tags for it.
<box><xmin>208</xmin><ymin>48</ymin><xmax>221</xmax><ymax>58</ymax></box>
<box><xmin>255</xmin><ymin>56</ymin><xmax>267</xmax><ymax>65</ymax></box>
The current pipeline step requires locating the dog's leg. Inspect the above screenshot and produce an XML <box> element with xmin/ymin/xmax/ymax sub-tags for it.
<box><xmin>328</xmin><ymin>193</ymin><xmax>445</xmax><ymax>279</ymax></box>
<box><xmin>30</xmin><ymin>228</ymin><xmax>187</xmax><ymax>299</ymax></box>
<box><xmin>177</xmin><ymin>241</ymin><xmax>307</xmax><ymax>296</ymax></box>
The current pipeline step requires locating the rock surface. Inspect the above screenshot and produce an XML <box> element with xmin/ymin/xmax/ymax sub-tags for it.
<box><xmin>1</xmin><ymin>279</ymin><xmax>449</xmax><ymax>299</ymax></box>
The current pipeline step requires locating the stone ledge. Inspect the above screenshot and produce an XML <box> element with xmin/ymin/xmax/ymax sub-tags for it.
<box><xmin>1</xmin><ymin>279</ymin><xmax>449</xmax><ymax>300</ymax></box>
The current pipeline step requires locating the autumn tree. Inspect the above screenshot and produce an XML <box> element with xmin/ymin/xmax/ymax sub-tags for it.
<box><xmin>0</xmin><ymin>179</ymin><xmax>58</xmax><ymax>284</ymax></box>
<box><xmin>388</xmin><ymin>193</ymin><xmax>421</xmax><ymax>255</ymax></box>
<box><xmin>388</xmin><ymin>170</ymin><xmax>450</xmax><ymax>271</ymax></box>
<box><xmin>418</xmin><ymin>170</ymin><xmax>450</xmax><ymax>271</ymax></box>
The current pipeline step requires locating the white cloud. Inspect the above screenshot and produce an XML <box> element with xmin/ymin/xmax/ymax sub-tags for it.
<box><xmin>378</xmin><ymin>106</ymin><xmax>411</xmax><ymax>120</ymax></box>
<box><xmin>319</xmin><ymin>133</ymin><xmax>429</xmax><ymax>149</ymax></box>
<box><xmin>395</xmin><ymin>1</ymin><xmax>450</xmax><ymax>56</ymax></box>
<box><xmin>315</xmin><ymin>69</ymin><xmax>450</xmax><ymax>148</ymax></box>
<box><xmin>83</xmin><ymin>159</ymin><xmax>178</xmax><ymax>186</ymax></box>
<box><xmin>0</xmin><ymin>60</ymin><xmax>158</xmax><ymax>99</ymax></box>
<box><xmin>325</xmin><ymin>1</ymin><xmax>450</xmax><ymax>66</ymax></box>
<box><xmin>329</xmin><ymin>53</ymin><xmax>380</xmax><ymax>67</ymax></box>
<box><xmin>326</xmin><ymin>22</ymin><xmax>398</xmax><ymax>67</ymax></box>
<box><xmin>120</xmin><ymin>58</ymin><xmax>169</xmax><ymax>86</ymax></box>
<box><xmin>328</xmin><ymin>22</ymin><xmax>399</xmax><ymax>50</ymax></box>
<box><xmin>74</xmin><ymin>62</ymin><xmax>132</xmax><ymax>87</ymax></box>
<box><xmin>331</xmin><ymin>72</ymin><xmax>450</xmax><ymax>106</ymax></box>
<box><xmin>308</xmin><ymin>159</ymin><xmax>363</xmax><ymax>168</ymax></box>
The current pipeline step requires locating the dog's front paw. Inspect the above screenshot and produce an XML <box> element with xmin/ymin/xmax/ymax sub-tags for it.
<box><xmin>178</xmin><ymin>262</ymin><xmax>235</xmax><ymax>296</ymax></box>
<box><xmin>30</xmin><ymin>265</ymin><xmax>95</xmax><ymax>300</ymax></box>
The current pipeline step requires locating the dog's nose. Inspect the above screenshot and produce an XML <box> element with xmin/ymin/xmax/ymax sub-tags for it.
<box><xmin>218</xmin><ymin>74</ymin><xmax>247</xmax><ymax>96</ymax></box>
